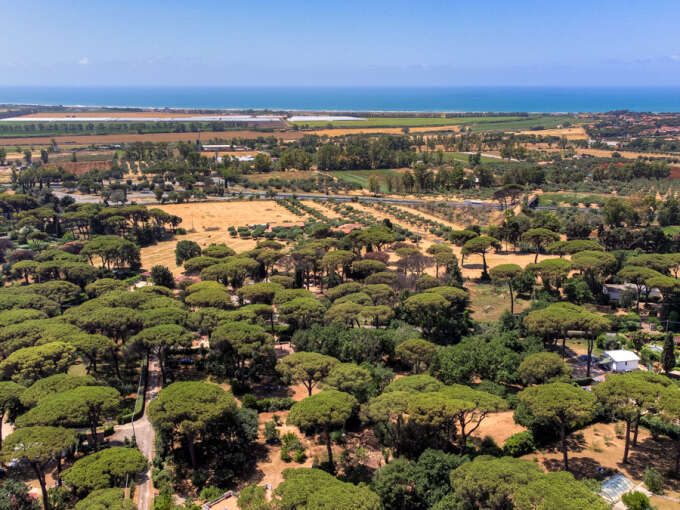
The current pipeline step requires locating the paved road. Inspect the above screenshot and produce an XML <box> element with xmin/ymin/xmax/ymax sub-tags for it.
<box><xmin>114</xmin><ymin>356</ymin><xmax>161</xmax><ymax>510</ymax></box>
<box><xmin>51</xmin><ymin>186</ymin><xmax>502</xmax><ymax>209</ymax></box>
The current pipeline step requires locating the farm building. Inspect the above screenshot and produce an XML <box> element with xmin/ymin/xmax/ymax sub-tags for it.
<box><xmin>601</xmin><ymin>350</ymin><xmax>640</xmax><ymax>373</ymax></box>
<box><xmin>602</xmin><ymin>283</ymin><xmax>661</xmax><ymax>303</ymax></box>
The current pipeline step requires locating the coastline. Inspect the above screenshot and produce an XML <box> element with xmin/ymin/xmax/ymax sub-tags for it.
<box><xmin>2</xmin><ymin>86</ymin><xmax>680</xmax><ymax>113</ymax></box>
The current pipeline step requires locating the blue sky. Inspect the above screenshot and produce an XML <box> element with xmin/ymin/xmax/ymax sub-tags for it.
<box><xmin>3</xmin><ymin>0</ymin><xmax>680</xmax><ymax>86</ymax></box>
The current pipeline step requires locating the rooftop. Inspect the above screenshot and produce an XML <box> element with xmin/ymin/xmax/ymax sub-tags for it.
<box><xmin>603</xmin><ymin>350</ymin><xmax>640</xmax><ymax>363</ymax></box>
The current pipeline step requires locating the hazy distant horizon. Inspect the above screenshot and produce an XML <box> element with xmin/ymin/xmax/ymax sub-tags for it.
<box><xmin>4</xmin><ymin>1</ymin><xmax>680</xmax><ymax>88</ymax></box>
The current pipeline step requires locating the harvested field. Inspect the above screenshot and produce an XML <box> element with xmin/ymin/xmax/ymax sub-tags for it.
<box><xmin>57</xmin><ymin>160</ymin><xmax>112</xmax><ymax>175</ymax></box>
<box><xmin>0</xmin><ymin>130</ymin><xmax>303</xmax><ymax>147</ymax></box>
<box><xmin>517</xmin><ymin>126</ymin><xmax>588</xmax><ymax>139</ymax></box>
<box><xmin>309</xmin><ymin>125</ymin><xmax>461</xmax><ymax>137</ymax></box>
<box><xmin>140</xmin><ymin>200</ymin><xmax>307</xmax><ymax>275</ymax></box>
<box><xmin>244</xmin><ymin>170</ymin><xmax>318</xmax><ymax>182</ymax></box>
<box><xmin>577</xmin><ymin>148</ymin><xmax>680</xmax><ymax>160</ymax></box>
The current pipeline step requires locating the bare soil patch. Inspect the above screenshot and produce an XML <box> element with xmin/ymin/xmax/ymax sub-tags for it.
<box><xmin>525</xmin><ymin>421</ymin><xmax>680</xmax><ymax>496</ymax></box>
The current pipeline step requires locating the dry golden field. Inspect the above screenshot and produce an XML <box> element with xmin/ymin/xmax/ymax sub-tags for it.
<box><xmin>518</xmin><ymin>126</ymin><xmax>588</xmax><ymax>139</ymax></box>
<box><xmin>309</xmin><ymin>125</ymin><xmax>461</xmax><ymax>137</ymax></box>
<box><xmin>140</xmin><ymin>200</ymin><xmax>308</xmax><ymax>275</ymax></box>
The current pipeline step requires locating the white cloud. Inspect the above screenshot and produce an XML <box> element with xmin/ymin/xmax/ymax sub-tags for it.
<box><xmin>78</xmin><ymin>57</ymin><xmax>89</xmax><ymax>65</ymax></box>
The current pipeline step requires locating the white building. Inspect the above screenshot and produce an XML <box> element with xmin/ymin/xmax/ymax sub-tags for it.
<box><xmin>602</xmin><ymin>350</ymin><xmax>640</xmax><ymax>373</ymax></box>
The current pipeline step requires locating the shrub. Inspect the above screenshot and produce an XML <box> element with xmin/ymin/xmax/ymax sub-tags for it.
<box><xmin>264</xmin><ymin>421</ymin><xmax>279</xmax><ymax>444</ymax></box>
<box><xmin>503</xmin><ymin>431</ymin><xmax>536</xmax><ymax>457</ymax></box>
<box><xmin>199</xmin><ymin>486</ymin><xmax>224</xmax><ymax>502</ymax></box>
<box><xmin>150</xmin><ymin>265</ymin><xmax>175</xmax><ymax>289</ymax></box>
<box><xmin>241</xmin><ymin>393</ymin><xmax>258</xmax><ymax>409</ymax></box>
<box><xmin>644</xmin><ymin>467</ymin><xmax>664</xmax><ymax>494</ymax></box>
<box><xmin>621</xmin><ymin>491</ymin><xmax>652</xmax><ymax>510</ymax></box>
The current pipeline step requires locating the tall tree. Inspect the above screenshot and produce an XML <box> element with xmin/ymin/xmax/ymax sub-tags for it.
<box><xmin>518</xmin><ymin>382</ymin><xmax>597</xmax><ymax>470</ymax></box>
<box><xmin>16</xmin><ymin>385</ymin><xmax>120</xmax><ymax>449</ymax></box>
<box><xmin>0</xmin><ymin>427</ymin><xmax>77</xmax><ymax>510</ymax></box>
<box><xmin>489</xmin><ymin>264</ymin><xmax>523</xmax><ymax>314</ymax></box>
<box><xmin>288</xmin><ymin>390</ymin><xmax>357</xmax><ymax>470</ymax></box>
<box><xmin>277</xmin><ymin>352</ymin><xmax>339</xmax><ymax>396</ymax></box>
<box><xmin>461</xmin><ymin>236</ymin><xmax>501</xmax><ymax>279</ymax></box>
<box><xmin>147</xmin><ymin>381</ymin><xmax>236</xmax><ymax>469</ymax></box>
<box><xmin>0</xmin><ymin>381</ymin><xmax>23</xmax><ymax>450</ymax></box>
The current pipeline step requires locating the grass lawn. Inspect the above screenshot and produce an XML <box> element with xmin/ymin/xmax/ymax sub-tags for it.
<box><xmin>442</xmin><ymin>152</ymin><xmax>501</xmax><ymax>164</ymax></box>
<box><xmin>329</xmin><ymin>169</ymin><xmax>402</xmax><ymax>191</ymax></box>
<box><xmin>662</xmin><ymin>225</ymin><xmax>680</xmax><ymax>236</ymax></box>
<box><xmin>468</xmin><ymin>282</ymin><xmax>530</xmax><ymax>322</ymax></box>
<box><xmin>538</xmin><ymin>192</ymin><xmax>606</xmax><ymax>207</ymax></box>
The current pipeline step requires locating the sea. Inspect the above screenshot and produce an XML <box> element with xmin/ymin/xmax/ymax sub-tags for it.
<box><xmin>1</xmin><ymin>86</ymin><xmax>680</xmax><ymax>113</ymax></box>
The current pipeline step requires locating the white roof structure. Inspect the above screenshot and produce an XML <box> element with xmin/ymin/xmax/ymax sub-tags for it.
<box><xmin>603</xmin><ymin>350</ymin><xmax>640</xmax><ymax>363</ymax></box>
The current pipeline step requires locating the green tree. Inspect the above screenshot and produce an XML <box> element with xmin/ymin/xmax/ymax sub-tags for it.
<box><xmin>287</xmin><ymin>390</ymin><xmax>357</xmax><ymax>470</ymax></box>
<box><xmin>371</xmin><ymin>458</ymin><xmax>425</xmax><ymax>510</ymax></box>
<box><xmin>0</xmin><ymin>341</ymin><xmax>76</xmax><ymax>385</ymax></box>
<box><xmin>16</xmin><ymin>385</ymin><xmax>120</xmax><ymax>449</ymax></box>
<box><xmin>147</xmin><ymin>381</ymin><xmax>236</xmax><ymax>469</ymax></box>
<box><xmin>526</xmin><ymin>258</ymin><xmax>572</xmax><ymax>293</ymax></box>
<box><xmin>461</xmin><ymin>236</ymin><xmax>501</xmax><ymax>279</ymax></box>
<box><xmin>662</xmin><ymin>331</ymin><xmax>676</xmax><ymax>374</ymax></box>
<box><xmin>395</xmin><ymin>338</ymin><xmax>436</xmax><ymax>374</ymax></box>
<box><xmin>518</xmin><ymin>352</ymin><xmax>571</xmax><ymax>386</ymax></box>
<box><xmin>74</xmin><ymin>488</ymin><xmax>137</xmax><ymax>510</ymax></box>
<box><xmin>237</xmin><ymin>282</ymin><xmax>284</xmax><ymax>305</ymax></box>
<box><xmin>518</xmin><ymin>382</ymin><xmax>597</xmax><ymax>470</ymax></box>
<box><xmin>514</xmin><ymin>471</ymin><xmax>608</xmax><ymax>510</ymax></box>
<box><xmin>571</xmin><ymin>250</ymin><xmax>617</xmax><ymax>294</ymax></box>
<box><xmin>448</xmin><ymin>457</ymin><xmax>542</xmax><ymax>510</ymax></box>
<box><xmin>150</xmin><ymin>265</ymin><xmax>175</xmax><ymax>289</ymax></box>
<box><xmin>20</xmin><ymin>373</ymin><xmax>99</xmax><ymax>408</ymax></box>
<box><xmin>617</xmin><ymin>266</ymin><xmax>662</xmax><ymax>313</ymax></box>
<box><xmin>130</xmin><ymin>324</ymin><xmax>193</xmax><ymax>384</ymax></box>
<box><xmin>659</xmin><ymin>386</ymin><xmax>680</xmax><ymax>472</ymax></box>
<box><xmin>277</xmin><ymin>352</ymin><xmax>339</xmax><ymax>396</ymax></box>
<box><xmin>62</xmin><ymin>447</ymin><xmax>148</xmax><ymax>496</ymax></box>
<box><xmin>274</xmin><ymin>467</ymin><xmax>381</xmax><ymax>510</ymax></box>
<box><xmin>0</xmin><ymin>382</ymin><xmax>23</xmax><ymax>449</ymax></box>
<box><xmin>0</xmin><ymin>427</ymin><xmax>78</xmax><ymax>510</ymax></box>
<box><xmin>362</xmin><ymin>391</ymin><xmax>411</xmax><ymax>455</ymax></box>
<box><xmin>0</xmin><ymin>479</ymin><xmax>41</xmax><ymax>510</ymax></box>
<box><xmin>210</xmin><ymin>322</ymin><xmax>273</xmax><ymax>382</ymax></box>
<box><xmin>522</xmin><ymin>228</ymin><xmax>561</xmax><ymax>264</ymax></box>
<box><xmin>322</xmin><ymin>363</ymin><xmax>372</xmax><ymax>402</ymax></box>
<box><xmin>596</xmin><ymin>372</ymin><xmax>670</xmax><ymax>462</ymax></box>
<box><xmin>489</xmin><ymin>264</ymin><xmax>523</xmax><ymax>314</ymax></box>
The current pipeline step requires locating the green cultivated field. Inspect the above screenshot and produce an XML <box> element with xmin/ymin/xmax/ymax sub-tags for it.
<box><xmin>329</xmin><ymin>169</ymin><xmax>402</xmax><ymax>191</ymax></box>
